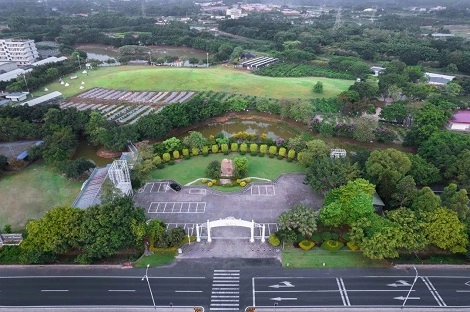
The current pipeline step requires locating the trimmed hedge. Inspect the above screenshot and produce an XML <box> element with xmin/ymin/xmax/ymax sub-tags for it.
<box><xmin>268</xmin><ymin>234</ymin><xmax>280</xmax><ymax>247</ymax></box>
<box><xmin>231</xmin><ymin>143</ymin><xmax>238</xmax><ymax>152</ymax></box>
<box><xmin>173</xmin><ymin>150</ymin><xmax>180</xmax><ymax>159</ymax></box>
<box><xmin>346</xmin><ymin>241</ymin><xmax>359</xmax><ymax>251</ymax></box>
<box><xmin>321</xmin><ymin>240</ymin><xmax>344</xmax><ymax>252</ymax></box>
<box><xmin>299</xmin><ymin>240</ymin><xmax>315</xmax><ymax>251</ymax></box>
<box><xmin>279</xmin><ymin>147</ymin><xmax>287</xmax><ymax>157</ymax></box>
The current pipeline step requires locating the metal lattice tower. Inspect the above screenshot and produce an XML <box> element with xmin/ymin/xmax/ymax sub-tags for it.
<box><xmin>108</xmin><ymin>160</ymin><xmax>133</xmax><ymax>196</ymax></box>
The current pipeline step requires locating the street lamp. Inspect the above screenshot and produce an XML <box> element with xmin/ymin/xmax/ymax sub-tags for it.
<box><xmin>206</xmin><ymin>52</ymin><xmax>209</xmax><ymax>68</ymax></box>
<box><xmin>402</xmin><ymin>266</ymin><xmax>419</xmax><ymax>309</ymax></box>
<box><xmin>142</xmin><ymin>264</ymin><xmax>156</xmax><ymax>310</ymax></box>
<box><xmin>148</xmin><ymin>51</ymin><xmax>152</xmax><ymax>65</ymax></box>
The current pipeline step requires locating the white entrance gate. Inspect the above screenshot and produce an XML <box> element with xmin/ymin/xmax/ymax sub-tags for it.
<box><xmin>196</xmin><ymin>217</ymin><xmax>265</xmax><ymax>243</ymax></box>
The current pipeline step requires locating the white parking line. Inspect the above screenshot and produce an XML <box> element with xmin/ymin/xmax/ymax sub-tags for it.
<box><xmin>148</xmin><ymin>202</ymin><xmax>206</xmax><ymax>213</ymax></box>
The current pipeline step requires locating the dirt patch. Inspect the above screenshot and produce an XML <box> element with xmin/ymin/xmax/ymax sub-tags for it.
<box><xmin>97</xmin><ymin>147</ymin><xmax>122</xmax><ymax>158</ymax></box>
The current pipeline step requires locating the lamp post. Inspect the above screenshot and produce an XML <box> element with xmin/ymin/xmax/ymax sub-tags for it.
<box><xmin>206</xmin><ymin>52</ymin><xmax>209</xmax><ymax>68</ymax></box>
<box><xmin>142</xmin><ymin>264</ymin><xmax>156</xmax><ymax>310</ymax></box>
<box><xmin>274</xmin><ymin>302</ymin><xmax>278</xmax><ymax>312</ymax></box>
<box><xmin>148</xmin><ymin>51</ymin><xmax>152</xmax><ymax>65</ymax></box>
<box><xmin>402</xmin><ymin>266</ymin><xmax>419</xmax><ymax>309</ymax></box>
<box><xmin>22</xmin><ymin>73</ymin><xmax>32</xmax><ymax>98</ymax></box>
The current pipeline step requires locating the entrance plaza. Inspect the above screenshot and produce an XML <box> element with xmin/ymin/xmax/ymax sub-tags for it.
<box><xmin>133</xmin><ymin>174</ymin><xmax>323</xmax><ymax>251</ymax></box>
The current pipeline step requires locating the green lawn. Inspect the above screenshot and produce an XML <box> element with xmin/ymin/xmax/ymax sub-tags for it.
<box><xmin>148</xmin><ymin>154</ymin><xmax>305</xmax><ymax>185</ymax></box>
<box><xmin>134</xmin><ymin>251</ymin><xmax>176</xmax><ymax>268</ymax></box>
<box><xmin>34</xmin><ymin>65</ymin><xmax>353</xmax><ymax>100</ymax></box>
<box><xmin>282</xmin><ymin>247</ymin><xmax>388</xmax><ymax>268</ymax></box>
<box><xmin>0</xmin><ymin>163</ymin><xmax>82</xmax><ymax>230</ymax></box>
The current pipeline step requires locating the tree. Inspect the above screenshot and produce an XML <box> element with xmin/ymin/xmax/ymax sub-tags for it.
<box><xmin>456</xmin><ymin>150</ymin><xmax>470</xmax><ymax>190</ymax></box>
<box><xmin>379</xmin><ymin>102</ymin><xmax>408</xmax><ymax>124</ymax></box>
<box><xmin>162</xmin><ymin>137</ymin><xmax>182</xmax><ymax>153</ymax></box>
<box><xmin>352</xmin><ymin>117</ymin><xmax>377</xmax><ymax>142</ymax></box>
<box><xmin>421</xmin><ymin>207</ymin><xmax>467</xmax><ymax>253</ymax></box>
<box><xmin>277</xmin><ymin>204</ymin><xmax>318</xmax><ymax>237</ymax></box>
<box><xmin>408</xmin><ymin>154</ymin><xmax>441</xmax><ymax>185</ymax></box>
<box><xmin>441</xmin><ymin>184</ymin><xmax>469</xmax><ymax>221</ymax></box>
<box><xmin>313</xmin><ymin>81</ymin><xmax>323</xmax><ymax>94</ymax></box>
<box><xmin>80</xmin><ymin>197</ymin><xmax>146</xmax><ymax>260</ymax></box>
<box><xmin>42</xmin><ymin>126</ymin><xmax>78</xmax><ymax>164</ymax></box>
<box><xmin>305</xmin><ymin>156</ymin><xmax>359</xmax><ymax>194</ymax></box>
<box><xmin>365</xmin><ymin>148</ymin><xmax>411</xmax><ymax>184</ymax></box>
<box><xmin>146</xmin><ymin>219</ymin><xmax>166</xmax><ymax>242</ymax></box>
<box><xmin>233</xmin><ymin>156</ymin><xmax>248</xmax><ymax>177</ymax></box>
<box><xmin>183</xmin><ymin>131</ymin><xmax>207</xmax><ymax>150</ymax></box>
<box><xmin>320</xmin><ymin>179</ymin><xmax>375</xmax><ymax>227</ymax></box>
<box><xmin>298</xmin><ymin>139</ymin><xmax>330</xmax><ymax>167</ymax></box>
<box><xmin>390</xmin><ymin>176</ymin><xmax>417</xmax><ymax>208</ymax></box>
<box><xmin>21</xmin><ymin>206</ymin><xmax>83</xmax><ymax>255</ymax></box>
<box><xmin>386</xmin><ymin>208</ymin><xmax>428</xmax><ymax>252</ymax></box>
<box><xmin>58</xmin><ymin>158</ymin><xmax>96</xmax><ymax>179</ymax></box>
<box><xmin>206</xmin><ymin>160</ymin><xmax>221</xmax><ymax>179</ymax></box>
<box><xmin>411</xmin><ymin>187</ymin><xmax>441</xmax><ymax>212</ymax></box>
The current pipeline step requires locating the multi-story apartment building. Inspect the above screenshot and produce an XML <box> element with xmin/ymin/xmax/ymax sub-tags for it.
<box><xmin>0</xmin><ymin>39</ymin><xmax>39</xmax><ymax>66</ymax></box>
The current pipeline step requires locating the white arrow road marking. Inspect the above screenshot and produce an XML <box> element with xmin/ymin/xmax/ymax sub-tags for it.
<box><xmin>270</xmin><ymin>297</ymin><xmax>297</xmax><ymax>301</ymax></box>
<box><xmin>465</xmin><ymin>281</ymin><xmax>470</xmax><ymax>287</ymax></box>
<box><xmin>394</xmin><ymin>296</ymin><xmax>420</xmax><ymax>300</ymax></box>
<box><xmin>269</xmin><ymin>281</ymin><xmax>295</xmax><ymax>288</ymax></box>
<box><xmin>387</xmin><ymin>280</ymin><xmax>411</xmax><ymax>287</ymax></box>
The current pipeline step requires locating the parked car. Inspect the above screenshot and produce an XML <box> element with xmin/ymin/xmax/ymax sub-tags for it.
<box><xmin>169</xmin><ymin>183</ymin><xmax>182</xmax><ymax>191</ymax></box>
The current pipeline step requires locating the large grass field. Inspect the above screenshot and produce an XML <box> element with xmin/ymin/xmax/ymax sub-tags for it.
<box><xmin>0</xmin><ymin>163</ymin><xmax>82</xmax><ymax>230</ymax></box>
<box><xmin>35</xmin><ymin>65</ymin><xmax>353</xmax><ymax>100</ymax></box>
<box><xmin>148</xmin><ymin>154</ymin><xmax>305</xmax><ymax>185</ymax></box>
<box><xmin>282</xmin><ymin>247</ymin><xmax>388</xmax><ymax>268</ymax></box>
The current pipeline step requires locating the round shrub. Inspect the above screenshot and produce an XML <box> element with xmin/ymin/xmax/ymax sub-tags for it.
<box><xmin>202</xmin><ymin>146</ymin><xmax>209</xmax><ymax>154</ymax></box>
<box><xmin>268</xmin><ymin>234</ymin><xmax>280</xmax><ymax>247</ymax></box>
<box><xmin>321</xmin><ymin>232</ymin><xmax>332</xmax><ymax>241</ymax></box>
<box><xmin>240</xmin><ymin>181</ymin><xmax>246</xmax><ymax>187</ymax></box>
<box><xmin>279</xmin><ymin>147</ymin><xmax>287</xmax><ymax>157</ymax></box>
<box><xmin>162</xmin><ymin>153</ymin><xmax>171</xmax><ymax>162</ymax></box>
<box><xmin>250</xmin><ymin>143</ymin><xmax>258</xmax><ymax>153</ymax></box>
<box><xmin>321</xmin><ymin>240</ymin><xmax>344</xmax><ymax>252</ymax></box>
<box><xmin>260</xmin><ymin>144</ymin><xmax>268</xmax><ymax>154</ymax></box>
<box><xmin>211</xmin><ymin>145</ymin><xmax>219</xmax><ymax>153</ymax></box>
<box><xmin>168</xmin><ymin>160</ymin><xmax>175</xmax><ymax>165</ymax></box>
<box><xmin>346</xmin><ymin>241</ymin><xmax>359</xmax><ymax>251</ymax></box>
<box><xmin>221</xmin><ymin>143</ymin><xmax>229</xmax><ymax>154</ymax></box>
<box><xmin>191</xmin><ymin>147</ymin><xmax>199</xmax><ymax>156</ymax></box>
<box><xmin>287</xmin><ymin>149</ymin><xmax>296</xmax><ymax>159</ymax></box>
<box><xmin>311</xmin><ymin>233</ymin><xmax>322</xmax><ymax>243</ymax></box>
<box><xmin>208</xmin><ymin>182</ymin><xmax>213</xmax><ymax>187</ymax></box>
<box><xmin>269</xmin><ymin>145</ymin><xmax>277</xmax><ymax>155</ymax></box>
<box><xmin>245</xmin><ymin>178</ymin><xmax>251</xmax><ymax>182</ymax></box>
<box><xmin>299</xmin><ymin>240</ymin><xmax>315</xmax><ymax>251</ymax></box>
<box><xmin>231</xmin><ymin>143</ymin><xmax>238</xmax><ymax>152</ymax></box>
<box><xmin>211</xmin><ymin>180</ymin><xmax>217</xmax><ymax>184</ymax></box>
<box><xmin>153</xmin><ymin>155</ymin><xmax>162</xmax><ymax>166</ymax></box>
<box><xmin>202</xmin><ymin>178</ymin><xmax>207</xmax><ymax>183</ymax></box>
<box><xmin>236</xmin><ymin>179</ymin><xmax>241</xmax><ymax>184</ymax></box>
<box><xmin>182</xmin><ymin>149</ymin><xmax>189</xmax><ymax>156</ymax></box>
<box><xmin>172</xmin><ymin>150</ymin><xmax>180</xmax><ymax>159</ymax></box>
<box><xmin>240</xmin><ymin>143</ymin><xmax>248</xmax><ymax>153</ymax></box>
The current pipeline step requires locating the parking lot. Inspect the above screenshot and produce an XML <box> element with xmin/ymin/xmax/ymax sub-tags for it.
<box><xmin>134</xmin><ymin>174</ymin><xmax>322</xmax><ymax>230</ymax></box>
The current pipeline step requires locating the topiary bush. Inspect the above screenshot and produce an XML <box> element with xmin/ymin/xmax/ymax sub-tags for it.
<box><xmin>191</xmin><ymin>147</ymin><xmax>199</xmax><ymax>156</ymax></box>
<box><xmin>162</xmin><ymin>153</ymin><xmax>171</xmax><ymax>162</ymax></box>
<box><xmin>346</xmin><ymin>241</ymin><xmax>359</xmax><ymax>251</ymax></box>
<box><xmin>321</xmin><ymin>232</ymin><xmax>332</xmax><ymax>241</ymax></box>
<box><xmin>208</xmin><ymin>182</ymin><xmax>213</xmax><ymax>187</ymax></box>
<box><xmin>211</xmin><ymin>144</ymin><xmax>219</xmax><ymax>153</ymax></box>
<box><xmin>240</xmin><ymin>143</ymin><xmax>248</xmax><ymax>153</ymax></box>
<box><xmin>250</xmin><ymin>143</ymin><xmax>258</xmax><ymax>153</ymax></box>
<box><xmin>173</xmin><ymin>150</ymin><xmax>180</xmax><ymax>159</ymax></box>
<box><xmin>279</xmin><ymin>147</ymin><xmax>287</xmax><ymax>157</ymax></box>
<box><xmin>245</xmin><ymin>177</ymin><xmax>251</xmax><ymax>182</ymax></box>
<box><xmin>231</xmin><ymin>143</ymin><xmax>238</xmax><ymax>152</ymax></box>
<box><xmin>299</xmin><ymin>240</ymin><xmax>315</xmax><ymax>251</ymax></box>
<box><xmin>321</xmin><ymin>240</ymin><xmax>344</xmax><ymax>252</ymax></box>
<box><xmin>268</xmin><ymin>234</ymin><xmax>280</xmax><ymax>247</ymax></box>
<box><xmin>202</xmin><ymin>178</ymin><xmax>207</xmax><ymax>183</ymax></box>
<box><xmin>269</xmin><ymin>145</ymin><xmax>277</xmax><ymax>155</ymax></box>
<box><xmin>202</xmin><ymin>146</ymin><xmax>209</xmax><ymax>154</ymax></box>
<box><xmin>182</xmin><ymin>149</ymin><xmax>189</xmax><ymax>157</ymax></box>
<box><xmin>287</xmin><ymin>149</ymin><xmax>296</xmax><ymax>160</ymax></box>
<box><xmin>206</xmin><ymin>160</ymin><xmax>221</xmax><ymax>179</ymax></box>
<box><xmin>153</xmin><ymin>155</ymin><xmax>162</xmax><ymax>166</ymax></box>
<box><xmin>260</xmin><ymin>144</ymin><xmax>268</xmax><ymax>154</ymax></box>
<box><xmin>240</xmin><ymin>181</ymin><xmax>246</xmax><ymax>187</ymax></box>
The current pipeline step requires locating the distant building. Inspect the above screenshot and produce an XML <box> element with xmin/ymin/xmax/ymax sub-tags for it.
<box><xmin>21</xmin><ymin>91</ymin><xmax>63</xmax><ymax>107</ymax></box>
<box><xmin>449</xmin><ymin>110</ymin><xmax>470</xmax><ymax>132</ymax></box>
<box><xmin>425</xmin><ymin>72</ymin><xmax>455</xmax><ymax>85</ymax></box>
<box><xmin>32</xmin><ymin>56</ymin><xmax>67</xmax><ymax>67</ymax></box>
<box><xmin>0</xmin><ymin>61</ymin><xmax>17</xmax><ymax>73</ymax></box>
<box><xmin>431</xmin><ymin>33</ymin><xmax>454</xmax><ymax>39</ymax></box>
<box><xmin>0</xmin><ymin>39</ymin><xmax>39</xmax><ymax>66</ymax></box>
<box><xmin>371</xmin><ymin>66</ymin><xmax>385</xmax><ymax>76</ymax></box>
<box><xmin>226</xmin><ymin>8</ymin><xmax>247</xmax><ymax>19</ymax></box>
<box><xmin>5</xmin><ymin>92</ymin><xmax>28</xmax><ymax>102</ymax></box>
<box><xmin>241</xmin><ymin>56</ymin><xmax>278</xmax><ymax>70</ymax></box>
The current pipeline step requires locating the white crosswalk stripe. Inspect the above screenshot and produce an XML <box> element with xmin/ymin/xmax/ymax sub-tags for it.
<box><xmin>210</xmin><ymin>269</ymin><xmax>240</xmax><ymax>311</ymax></box>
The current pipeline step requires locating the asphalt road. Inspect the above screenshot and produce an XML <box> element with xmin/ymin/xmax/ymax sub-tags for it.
<box><xmin>1</xmin><ymin>260</ymin><xmax>470</xmax><ymax>311</ymax></box>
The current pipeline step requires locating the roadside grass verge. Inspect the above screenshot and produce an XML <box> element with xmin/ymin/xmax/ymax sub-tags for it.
<box><xmin>133</xmin><ymin>251</ymin><xmax>176</xmax><ymax>268</ymax></box>
<box><xmin>35</xmin><ymin>65</ymin><xmax>353</xmax><ymax>100</ymax></box>
<box><xmin>282</xmin><ymin>246</ymin><xmax>388</xmax><ymax>268</ymax></box>
<box><xmin>0</xmin><ymin>162</ymin><xmax>82</xmax><ymax>230</ymax></box>
<box><xmin>147</xmin><ymin>153</ymin><xmax>305</xmax><ymax>186</ymax></box>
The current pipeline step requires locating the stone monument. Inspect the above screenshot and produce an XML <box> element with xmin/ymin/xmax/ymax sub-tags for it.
<box><xmin>220</xmin><ymin>158</ymin><xmax>235</xmax><ymax>184</ymax></box>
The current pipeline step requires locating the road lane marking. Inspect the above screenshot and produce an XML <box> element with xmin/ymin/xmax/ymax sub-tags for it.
<box><xmin>41</xmin><ymin>290</ymin><xmax>68</xmax><ymax>292</ymax></box>
<box><xmin>0</xmin><ymin>276</ymin><xmax>206</xmax><ymax>279</ymax></box>
<box><xmin>340</xmin><ymin>278</ymin><xmax>350</xmax><ymax>306</ymax></box>
<box><xmin>252</xmin><ymin>277</ymin><xmax>256</xmax><ymax>307</ymax></box>
<box><xmin>336</xmin><ymin>278</ymin><xmax>350</xmax><ymax>306</ymax></box>
<box><xmin>422</xmin><ymin>277</ymin><xmax>446</xmax><ymax>307</ymax></box>
<box><xmin>214</xmin><ymin>270</ymin><xmax>239</xmax><ymax>272</ymax></box>
<box><xmin>108</xmin><ymin>290</ymin><xmax>135</xmax><ymax>292</ymax></box>
<box><xmin>175</xmin><ymin>290</ymin><xmax>203</xmax><ymax>293</ymax></box>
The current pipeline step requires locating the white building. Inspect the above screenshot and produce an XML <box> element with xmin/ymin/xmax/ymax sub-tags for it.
<box><xmin>226</xmin><ymin>8</ymin><xmax>247</xmax><ymax>19</ymax></box>
<box><xmin>425</xmin><ymin>72</ymin><xmax>455</xmax><ymax>85</ymax></box>
<box><xmin>0</xmin><ymin>39</ymin><xmax>39</xmax><ymax>66</ymax></box>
